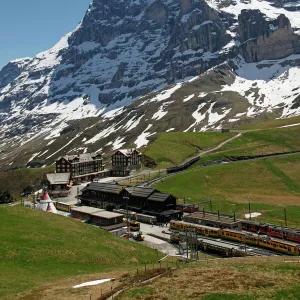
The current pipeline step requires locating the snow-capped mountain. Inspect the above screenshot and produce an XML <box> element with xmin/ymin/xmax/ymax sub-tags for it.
<box><xmin>0</xmin><ymin>0</ymin><xmax>299</xmax><ymax>170</ymax></box>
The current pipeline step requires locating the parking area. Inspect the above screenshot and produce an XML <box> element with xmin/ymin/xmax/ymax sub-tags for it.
<box><xmin>139</xmin><ymin>222</ymin><xmax>178</xmax><ymax>255</ymax></box>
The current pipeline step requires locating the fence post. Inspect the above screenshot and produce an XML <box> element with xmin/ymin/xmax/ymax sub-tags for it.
<box><xmin>137</xmin><ymin>268</ymin><xmax>139</xmax><ymax>276</ymax></box>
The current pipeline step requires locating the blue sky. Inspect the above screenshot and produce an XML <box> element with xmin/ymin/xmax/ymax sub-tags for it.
<box><xmin>0</xmin><ymin>0</ymin><xmax>91</xmax><ymax>69</ymax></box>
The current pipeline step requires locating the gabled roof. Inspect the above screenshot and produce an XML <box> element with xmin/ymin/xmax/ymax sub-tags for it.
<box><xmin>147</xmin><ymin>192</ymin><xmax>172</xmax><ymax>202</ymax></box>
<box><xmin>56</xmin><ymin>152</ymin><xmax>102</xmax><ymax>163</ymax></box>
<box><xmin>47</xmin><ymin>173</ymin><xmax>71</xmax><ymax>185</ymax></box>
<box><xmin>125</xmin><ymin>187</ymin><xmax>155</xmax><ymax>198</ymax></box>
<box><xmin>114</xmin><ymin>149</ymin><xmax>141</xmax><ymax>157</ymax></box>
<box><xmin>83</xmin><ymin>182</ymin><xmax>124</xmax><ymax>194</ymax></box>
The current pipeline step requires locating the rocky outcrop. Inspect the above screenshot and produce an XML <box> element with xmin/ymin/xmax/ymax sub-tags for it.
<box><xmin>238</xmin><ymin>10</ymin><xmax>300</xmax><ymax>62</ymax></box>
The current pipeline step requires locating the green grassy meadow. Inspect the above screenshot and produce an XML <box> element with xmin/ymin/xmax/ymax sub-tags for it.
<box><xmin>0</xmin><ymin>206</ymin><xmax>162</xmax><ymax>299</ymax></box>
<box><xmin>192</xmin><ymin>125</ymin><xmax>300</xmax><ymax>167</ymax></box>
<box><xmin>142</xmin><ymin>131</ymin><xmax>235</xmax><ymax>168</ymax></box>
<box><xmin>238</xmin><ymin>115</ymin><xmax>300</xmax><ymax>130</ymax></box>
<box><xmin>154</xmin><ymin>153</ymin><xmax>300</xmax><ymax>227</ymax></box>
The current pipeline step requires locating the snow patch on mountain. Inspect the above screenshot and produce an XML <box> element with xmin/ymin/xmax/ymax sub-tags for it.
<box><xmin>207</xmin><ymin>0</ymin><xmax>300</xmax><ymax>29</ymax></box>
<box><xmin>135</xmin><ymin>124</ymin><xmax>156</xmax><ymax>148</ymax></box>
<box><xmin>222</xmin><ymin>54</ymin><xmax>300</xmax><ymax>117</ymax></box>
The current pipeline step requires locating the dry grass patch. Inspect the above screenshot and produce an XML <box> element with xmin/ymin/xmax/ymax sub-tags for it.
<box><xmin>120</xmin><ymin>257</ymin><xmax>300</xmax><ymax>300</ymax></box>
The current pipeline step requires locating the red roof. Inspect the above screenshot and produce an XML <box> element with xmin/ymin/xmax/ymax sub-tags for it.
<box><xmin>41</xmin><ymin>192</ymin><xmax>51</xmax><ymax>201</ymax></box>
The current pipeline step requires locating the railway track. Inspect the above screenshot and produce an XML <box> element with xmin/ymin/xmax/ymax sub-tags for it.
<box><xmin>172</xmin><ymin>232</ymin><xmax>280</xmax><ymax>257</ymax></box>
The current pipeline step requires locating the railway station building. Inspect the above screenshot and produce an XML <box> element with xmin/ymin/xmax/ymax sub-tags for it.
<box><xmin>79</xmin><ymin>182</ymin><xmax>181</xmax><ymax>221</ymax></box>
<box><xmin>80</xmin><ymin>183</ymin><xmax>125</xmax><ymax>208</ymax></box>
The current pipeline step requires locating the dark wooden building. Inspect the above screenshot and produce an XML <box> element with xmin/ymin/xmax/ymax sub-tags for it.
<box><xmin>123</xmin><ymin>187</ymin><xmax>156</xmax><ymax>212</ymax></box>
<box><xmin>80</xmin><ymin>182</ymin><xmax>125</xmax><ymax>208</ymax></box>
<box><xmin>46</xmin><ymin>173</ymin><xmax>71</xmax><ymax>197</ymax></box>
<box><xmin>111</xmin><ymin>149</ymin><xmax>142</xmax><ymax>176</ymax></box>
<box><xmin>55</xmin><ymin>153</ymin><xmax>105</xmax><ymax>182</ymax></box>
<box><xmin>146</xmin><ymin>192</ymin><xmax>177</xmax><ymax>212</ymax></box>
<box><xmin>79</xmin><ymin>182</ymin><xmax>181</xmax><ymax>222</ymax></box>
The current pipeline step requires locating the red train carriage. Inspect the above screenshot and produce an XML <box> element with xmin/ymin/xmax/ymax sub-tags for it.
<box><xmin>268</xmin><ymin>226</ymin><xmax>300</xmax><ymax>243</ymax></box>
<box><xmin>241</xmin><ymin>220</ymin><xmax>269</xmax><ymax>235</ymax></box>
<box><xmin>241</xmin><ymin>221</ymin><xmax>300</xmax><ymax>244</ymax></box>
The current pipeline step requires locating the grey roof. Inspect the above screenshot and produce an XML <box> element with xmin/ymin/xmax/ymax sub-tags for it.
<box><xmin>83</xmin><ymin>182</ymin><xmax>124</xmax><ymax>194</ymax></box>
<box><xmin>71</xmin><ymin>206</ymin><xmax>104</xmax><ymax>214</ymax></box>
<box><xmin>57</xmin><ymin>152</ymin><xmax>102</xmax><ymax>163</ymax></box>
<box><xmin>147</xmin><ymin>192</ymin><xmax>172</xmax><ymax>202</ymax></box>
<box><xmin>46</xmin><ymin>173</ymin><xmax>70</xmax><ymax>185</ymax></box>
<box><xmin>91</xmin><ymin>211</ymin><xmax>123</xmax><ymax>219</ymax></box>
<box><xmin>125</xmin><ymin>187</ymin><xmax>155</xmax><ymax>198</ymax></box>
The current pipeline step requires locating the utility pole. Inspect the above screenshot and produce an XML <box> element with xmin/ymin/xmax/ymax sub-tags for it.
<box><xmin>284</xmin><ymin>208</ymin><xmax>287</xmax><ymax>227</ymax></box>
<box><xmin>185</xmin><ymin>229</ymin><xmax>188</xmax><ymax>259</ymax></box>
<box><xmin>248</xmin><ymin>202</ymin><xmax>251</xmax><ymax>221</ymax></box>
<box><xmin>123</xmin><ymin>196</ymin><xmax>129</xmax><ymax>235</ymax></box>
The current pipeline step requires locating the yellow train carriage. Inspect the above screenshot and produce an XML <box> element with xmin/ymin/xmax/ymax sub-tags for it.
<box><xmin>55</xmin><ymin>202</ymin><xmax>75</xmax><ymax>212</ymax></box>
<box><xmin>221</xmin><ymin>229</ymin><xmax>247</xmax><ymax>243</ymax></box>
<box><xmin>170</xmin><ymin>221</ymin><xmax>220</xmax><ymax>237</ymax></box>
<box><xmin>258</xmin><ymin>238</ymin><xmax>300</xmax><ymax>255</ymax></box>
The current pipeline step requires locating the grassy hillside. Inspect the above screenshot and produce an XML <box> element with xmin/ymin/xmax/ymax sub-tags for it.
<box><xmin>0</xmin><ymin>166</ymin><xmax>55</xmax><ymax>199</ymax></box>
<box><xmin>120</xmin><ymin>257</ymin><xmax>300</xmax><ymax>300</ymax></box>
<box><xmin>0</xmin><ymin>206</ymin><xmax>162</xmax><ymax>299</ymax></box>
<box><xmin>154</xmin><ymin>153</ymin><xmax>300</xmax><ymax>227</ymax></box>
<box><xmin>142</xmin><ymin>132</ymin><xmax>235</xmax><ymax>168</ymax></box>
<box><xmin>238</xmin><ymin>115</ymin><xmax>300</xmax><ymax>130</ymax></box>
<box><xmin>194</xmin><ymin>125</ymin><xmax>300</xmax><ymax>167</ymax></box>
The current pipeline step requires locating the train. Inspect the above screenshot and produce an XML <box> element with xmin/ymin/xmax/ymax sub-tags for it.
<box><xmin>241</xmin><ymin>220</ymin><xmax>300</xmax><ymax>244</ymax></box>
<box><xmin>53</xmin><ymin>201</ymin><xmax>75</xmax><ymax>212</ymax></box>
<box><xmin>183</xmin><ymin>211</ymin><xmax>300</xmax><ymax>244</ymax></box>
<box><xmin>170</xmin><ymin>220</ymin><xmax>300</xmax><ymax>255</ymax></box>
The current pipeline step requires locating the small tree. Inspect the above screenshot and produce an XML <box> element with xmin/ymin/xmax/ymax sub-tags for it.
<box><xmin>0</xmin><ymin>190</ymin><xmax>13</xmax><ymax>204</ymax></box>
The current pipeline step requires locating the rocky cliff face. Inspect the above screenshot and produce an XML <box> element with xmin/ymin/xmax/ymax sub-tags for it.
<box><xmin>0</xmin><ymin>0</ymin><xmax>300</xmax><ymax>170</ymax></box>
<box><xmin>238</xmin><ymin>10</ymin><xmax>300</xmax><ymax>62</ymax></box>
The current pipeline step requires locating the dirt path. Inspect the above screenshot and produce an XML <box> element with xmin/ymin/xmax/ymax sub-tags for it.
<box><xmin>199</xmin><ymin>133</ymin><xmax>242</xmax><ymax>156</ymax></box>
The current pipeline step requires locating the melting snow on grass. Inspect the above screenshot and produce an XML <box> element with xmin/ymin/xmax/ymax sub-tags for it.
<box><xmin>46</xmin><ymin>140</ymin><xmax>56</xmax><ymax>146</ymax></box>
<box><xmin>46</xmin><ymin>133</ymin><xmax>82</xmax><ymax>159</ymax></box>
<box><xmin>73</xmin><ymin>278</ymin><xmax>114</xmax><ymax>289</ymax></box>
<box><xmin>149</xmin><ymin>83</ymin><xmax>182</xmax><ymax>103</ymax></box>
<box><xmin>135</xmin><ymin>124</ymin><xmax>156</xmax><ymax>148</ymax></box>
<box><xmin>27</xmin><ymin>152</ymin><xmax>41</xmax><ymax>163</ymax></box>
<box><xmin>183</xmin><ymin>94</ymin><xmax>195</xmax><ymax>102</ymax></box>
<box><xmin>245</xmin><ymin>212</ymin><xmax>262</xmax><ymax>219</ymax></box>
<box><xmin>112</xmin><ymin>137</ymin><xmax>126</xmax><ymax>150</ymax></box>
<box><xmin>166</xmin><ymin>128</ymin><xmax>175</xmax><ymax>132</ymax></box>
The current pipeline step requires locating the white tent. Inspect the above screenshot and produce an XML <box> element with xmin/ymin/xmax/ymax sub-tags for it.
<box><xmin>36</xmin><ymin>191</ymin><xmax>57</xmax><ymax>214</ymax></box>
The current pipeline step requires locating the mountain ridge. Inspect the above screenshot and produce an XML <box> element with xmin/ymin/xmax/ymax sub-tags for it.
<box><xmin>0</xmin><ymin>0</ymin><xmax>299</xmax><ymax>170</ymax></box>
